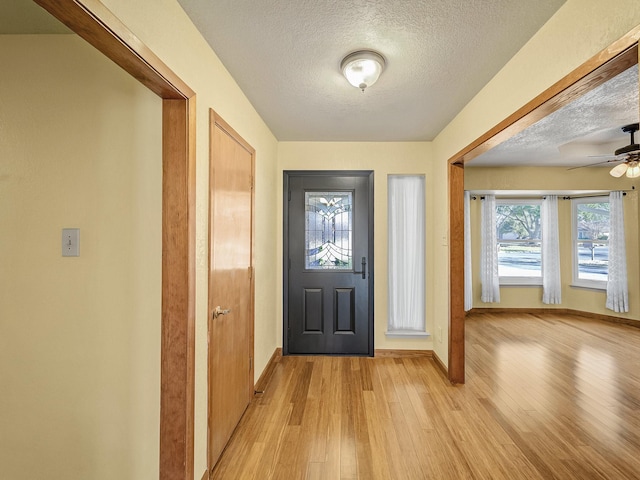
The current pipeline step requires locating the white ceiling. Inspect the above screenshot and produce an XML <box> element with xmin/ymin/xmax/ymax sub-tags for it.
<box><xmin>176</xmin><ymin>0</ymin><xmax>567</xmax><ymax>141</ymax></box>
<box><xmin>9</xmin><ymin>0</ymin><xmax>638</xmax><ymax>169</ymax></box>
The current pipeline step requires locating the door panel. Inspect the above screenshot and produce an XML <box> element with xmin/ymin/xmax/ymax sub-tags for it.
<box><xmin>208</xmin><ymin>110</ymin><xmax>254</xmax><ymax>470</ymax></box>
<box><xmin>335</xmin><ymin>288</ymin><xmax>355</xmax><ymax>333</ymax></box>
<box><xmin>285</xmin><ymin>172</ymin><xmax>373</xmax><ymax>355</ymax></box>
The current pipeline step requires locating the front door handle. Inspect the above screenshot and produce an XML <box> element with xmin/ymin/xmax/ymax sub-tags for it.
<box><xmin>353</xmin><ymin>256</ymin><xmax>367</xmax><ymax>279</ymax></box>
<box><xmin>213</xmin><ymin>306</ymin><xmax>231</xmax><ymax>319</ymax></box>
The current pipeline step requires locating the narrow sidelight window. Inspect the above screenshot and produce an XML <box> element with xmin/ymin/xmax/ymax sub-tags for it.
<box><xmin>387</xmin><ymin>175</ymin><xmax>426</xmax><ymax>333</ymax></box>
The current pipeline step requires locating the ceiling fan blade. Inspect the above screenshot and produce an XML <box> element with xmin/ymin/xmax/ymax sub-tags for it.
<box><xmin>567</xmin><ymin>158</ymin><xmax>621</xmax><ymax>170</ymax></box>
<box><xmin>610</xmin><ymin>162</ymin><xmax>629</xmax><ymax>177</ymax></box>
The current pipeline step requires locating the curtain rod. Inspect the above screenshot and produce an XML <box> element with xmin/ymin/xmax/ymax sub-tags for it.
<box><xmin>470</xmin><ymin>187</ymin><xmax>634</xmax><ymax>201</ymax></box>
<box><xmin>561</xmin><ymin>191</ymin><xmax>629</xmax><ymax>200</ymax></box>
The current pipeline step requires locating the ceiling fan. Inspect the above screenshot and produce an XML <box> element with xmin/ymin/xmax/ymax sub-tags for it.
<box><xmin>608</xmin><ymin>123</ymin><xmax>640</xmax><ymax>178</ymax></box>
<box><xmin>568</xmin><ymin>123</ymin><xmax>640</xmax><ymax>177</ymax></box>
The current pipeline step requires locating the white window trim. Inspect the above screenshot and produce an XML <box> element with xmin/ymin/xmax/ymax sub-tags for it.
<box><xmin>571</xmin><ymin>196</ymin><xmax>608</xmax><ymax>290</ymax></box>
<box><xmin>496</xmin><ymin>199</ymin><xmax>542</xmax><ymax>286</ymax></box>
<box><xmin>385</xmin><ymin>330</ymin><xmax>431</xmax><ymax>338</ymax></box>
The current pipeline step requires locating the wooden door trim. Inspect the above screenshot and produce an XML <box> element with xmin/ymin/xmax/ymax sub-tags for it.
<box><xmin>282</xmin><ymin>170</ymin><xmax>375</xmax><ymax>356</ymax></box>
<box><xmin>35</xmin><ymin>1</ymin><xmax>197</xmax><ymax>478</ymax></box>
<box><xmin>207</xmin><ymin>108</ymin><xmax>256</xmax><ymax>472</ymax></box>
<box><xmin>34</xmin><ymin>0</ymin><xmax>193</xmax><ymax>99</ymax></box>
<box><xmin>448</xmin><ymin>162</ymin><xmax>465</xmax><ymax>384</ymax></box>
<box><xmin>447</xmin><ymin>25</ymin><xmax>640</xmax><ymax>384</ymax></box>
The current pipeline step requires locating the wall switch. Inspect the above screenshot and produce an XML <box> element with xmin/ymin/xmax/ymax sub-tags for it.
<box><xmin>62</xmin><ymin>228</ymin><xmax>80</xmax><ymax>257</ymax></box>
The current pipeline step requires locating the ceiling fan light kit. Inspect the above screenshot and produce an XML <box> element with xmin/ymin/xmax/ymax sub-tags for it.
<box><xmin>608</xmin><ymin>123</ymin><xmax>640</xmax><ymax>178</ymax></box>
<box><xmin>625</xmin><ymin>161</ymin><xmax>640</xmax><ymax>178</ymax></box>
<box><xmin>341</xmin><ymin>50</ymin><xmax>385</xmax><ymax>93</ymax></box>
<box><xmin>610</xmin><ymin>162</ymin><xmax>629</xmax><ymax>178</ymax></box>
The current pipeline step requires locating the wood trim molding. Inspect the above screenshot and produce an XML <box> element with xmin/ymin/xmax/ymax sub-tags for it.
<box><xmin>432</xmin><ymin>352</ymin><xmax>448</xmax><ymax>378</ymax></box>
<box><xmin>161</xmin><ymin>98</ymin><xmax>196</xmax><ymax>480</ymax></box>
<box><xmin>374</xmin><ymin>349</ymin><xmax>433</xmax><ymax>358</ymax></box>
<box><xmin>35</xmin><ymin>2</ymin><xmax>197</xmax><ymax>480</ymax></box>
<box><xmin>254</xmin><ymin>348</ymin><xmax>283</xmax><ymax>393</ymax></box>
<box><xmin>34</xmin><ymin>0</ymin><xmax>194</xmax><ymax>99</ymax></box>
<box><xmin>447</xmin><ymin>25</ymin><xmax>640</xmax><ymax>388</ymax></box>
<box><xmin>200</xmin><ymin>469</ymin><xmax>209</xmax><ymax>480</ymax></box>
<box><xmin>211</xmin><ymin>110</ymin><xmax>256</xmax><ymax>155</ymax></box>
<box><xmin>469</xmin><ymin>308</ymin><xmax>640</xmax><ymax>329</ymax></box>
<box><xmin>448</xmin><ymin>25</ymin><xmax>640</xmax><ymax>166</ymax></box>
<box><xmin>448</xmin><ymin>162</ymin><xmax>465</xmax><ymax>384</ymax></box>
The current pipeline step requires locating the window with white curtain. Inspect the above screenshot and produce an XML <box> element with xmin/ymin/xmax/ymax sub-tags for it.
<box><xmin>572</xmin><ymin>196</ymin><xmax>610</xmax><ymax>289</ymax></box>
<box><xmin>387</xmin><ymin>175</ymin><xmax>427</xmax><ymax>335</ymax></box>
<box><xmin>496</xmin><ymin>199</ymin><xmax>542</xmax><ymax>285</ymax></box>
<box><xmin>606</xmin><ymin>191</ymin><xmax>628</xmax><ymax>312</ymax></box>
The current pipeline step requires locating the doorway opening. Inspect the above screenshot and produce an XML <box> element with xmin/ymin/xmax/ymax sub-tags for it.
<box><xmin>447</xmin><ymin>29</ymin><xmax>640</xmax><ymax>384</ymax></box>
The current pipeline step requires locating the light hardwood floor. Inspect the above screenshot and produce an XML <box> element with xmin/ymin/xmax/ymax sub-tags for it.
<box><xmin>211</xmin><ymin>312</ymin><xmax>640</xmax><ymax>479</ymax></box>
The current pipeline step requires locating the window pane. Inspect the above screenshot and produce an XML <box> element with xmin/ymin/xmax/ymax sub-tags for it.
<box><xmin>496</xmin><ymin>202</ymin><xmax>541</xmax><ymax>278</ymax></box>
<box><xmin>305</xmin><ymin>192</ymin><xmax>352</xmax><ymax>269</ymax></box>
<box><xmin>575</xmin><ymin>201</ymin><xmax>609</xmax><ymax>282</ymax></box>
<box><xmin>576</xmin><ymin>241</ymin><xmax>608</xmax><ymax>282</ymax></box>
<box><xmin>498</xmin><ymin>242</ymin><xmax>541</xmax><ymax>277</ymax></box>
<box><xmin>496</xmin><ymin>204</ymin><xmax>541</xmax><ymax>241</ymax></box>
<box><xmin>576</xmin><ymin>202</ymin><xmax>610</xmax><ymax>241</ymax></box>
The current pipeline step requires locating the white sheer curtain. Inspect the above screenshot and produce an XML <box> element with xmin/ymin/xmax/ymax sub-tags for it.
<box><xmin>541</xmin><ymin>195</ymin><xmax>561</xmax><ymax>304</ymax></box>
<box><xmin>480</xmin><ymin>195</ymin><xmax>500</xmax><ymax>303</ymax></box>
<box><xmin>606</xmin><ymin>191</ymin><xmax>628</xmax><ymax>313</ymax></box>
<box><xmin>388</xmin><ymin>176</ymin><xmax>425</xmax><ymax>331</ymax></box>
<box><xmin>464</xmin><ymin>192</ymin><xmax>473</xmax><ymax>311</ymax></box>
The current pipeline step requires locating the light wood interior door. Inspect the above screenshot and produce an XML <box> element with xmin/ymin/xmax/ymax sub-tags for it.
<box><xmin>208</xmin><ymin>110</ymin><xmax>255</xmax><ymax>471</ymax></box>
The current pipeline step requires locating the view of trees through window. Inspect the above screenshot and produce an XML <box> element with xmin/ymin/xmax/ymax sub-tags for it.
<box><xmin>493</xmin><ymin>198</ymin><xmax>610</xmax><ymax>285</ymax></box>
<box><xmin>496</xmin><ymin>202</ymin><xmax>541</xmax><ymax>279</ymax></box>
<box><xmin>575</xmin><ymin>199</ymin><xmax>609</xmax><ymax>283</ymax></box>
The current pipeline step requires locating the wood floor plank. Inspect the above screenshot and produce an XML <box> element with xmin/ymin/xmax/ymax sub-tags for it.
<box><xmin>211</xmin><ymin>312</ymin><xmax>640</xmax><ymax>479</ymax></box>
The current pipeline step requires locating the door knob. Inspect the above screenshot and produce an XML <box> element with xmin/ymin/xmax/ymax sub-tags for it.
<box><xmin>213</xmin><ymin>306</ymin><xmax>231</xmax><ymax>319</ymax></box>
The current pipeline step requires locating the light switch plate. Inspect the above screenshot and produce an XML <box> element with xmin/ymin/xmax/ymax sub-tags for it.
<box><xmin>62</xmin><ymin>228</ymin><xmax>80</xmax><ymax>257</ymax></box>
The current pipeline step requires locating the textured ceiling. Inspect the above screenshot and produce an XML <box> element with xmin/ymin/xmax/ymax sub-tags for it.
<box><xmin>177</xmin><ymin>0</ymin><xmax>567</xmax><ymax>141</ymax></box>
<box><xmin>10</xmin><ymin>0</ymin><xmax>636</xmax><ymax>169</ymax></box>
<box><xmin>470</xmin><ymin>65</ymin><xmax>640</xmax><ymax>168</ymax></box>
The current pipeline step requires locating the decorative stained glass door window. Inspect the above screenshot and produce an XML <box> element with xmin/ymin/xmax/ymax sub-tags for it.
<box><xmin>305</xmin><ymin>192</ymin><xmax>353</xmax><ymax>269</ymax></box>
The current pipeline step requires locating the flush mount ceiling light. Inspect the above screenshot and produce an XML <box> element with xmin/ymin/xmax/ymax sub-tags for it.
<box><xmin>340</xmin><ymin>50</ymin><xmax>385</xmax><ymax>93</ymax></box>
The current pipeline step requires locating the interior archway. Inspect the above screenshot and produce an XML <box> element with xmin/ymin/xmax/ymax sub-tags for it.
<box><xmin>447</xmin><ymin>27</ymin><xmax>640</xmax><ymax>384</ymax></box>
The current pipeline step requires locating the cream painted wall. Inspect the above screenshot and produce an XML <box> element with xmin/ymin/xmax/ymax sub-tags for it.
<box><xmin>94</xmin><ymin>0</ymin><xmax>281</xmax><ymax>476</ymax></box>
<box><xmin>6</xmin><ymin>1</ymin><xmax>280</xmax><ymax>478</ymax></box>
<box><xmin>9</xmin><ymin>0</ymin><xmax>640</xmax><ymax>477</ymax></box>
<box><xmin>0</xmin><ymin>35</ymin><xmax>161</xmax><ymax>479</ymax></box>
<box><xmin>465</xmin><ymin>167</ymin><xmax>640</xmax><ymax>321</ymax></box>
<box><xmin>278</xmin><ymin>142</ymin><xmax>436</xmax><ymax>352</ymax></box>
<box><xmin>432</xmin><ymin>0</ymin><xmax>640</xmax><ymax>366</ymax></box>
